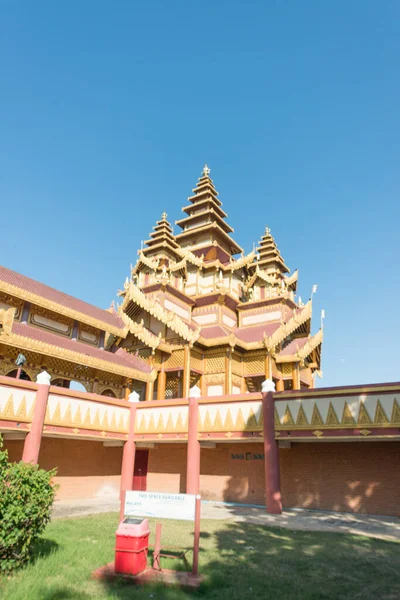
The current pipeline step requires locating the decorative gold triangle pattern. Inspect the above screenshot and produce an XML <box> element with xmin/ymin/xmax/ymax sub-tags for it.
<box><xmin>391</xmin><ymin>399</ymin><xmax>400</xmax><ymax>425</ymax></box>
<box><xmin>326</xmin><ymin>403</ymin><xmax>340</xmax><ymax>426</ymax></box>
<box><xmin>245</xmin><ymin>407</ymin><xmax>259</xmax><ymax>430</ymax></box>
<box><xmin>2</xmin><ymin>394</ymin><xmax>15</xmax><ymax>419</ymax></box>
<box><xmin>43</xmin><ymin>397</ymin><xmax>128</xmax><ymax>433</ymax></box>
<box><xmin>374</xmin><ymin>400</ymin><xmax>389</xmax><ymax>425</ymax></box>
<box><xmin>165</xmin><ymin>413</ymin><xmax>175</xmax><ymax>433</ymax></box>
<box><xmin>358</xmin><ymin>403</ymin><xmax>372</xmax><ymax>425</ymax></box>
<box><xmin>223</xmin><ymin>409</ymin><xmax>235</xmax><ymax>431</ymax></box>
<box><xmin>282</xmin><ymin>406</ymin><xmax>295</xmax><ymax>427</ymax></box>
<box><xmin>341</xmin><ymin>403</ymin><xmax>355</xmax><ymax>426</ymax></box>
<box><xmin>15</xmin><ymin>397</ymin><xmax>28</xmax><ymax>421</ymax></box>
<box><xmin>296</xmin><ymin>405</ymin><xmax>309</xmax><ymax>427</ymax></box>
<box><xmin>311</xmin><ymin>405</ymin><xmax>324</xmax><ymax>427</ymax></box>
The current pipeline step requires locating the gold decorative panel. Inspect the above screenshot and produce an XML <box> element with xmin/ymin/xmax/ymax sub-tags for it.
<box><xmin>198</xmin><ymin>401</ymin><xmax>263</xmax><ymax>432</ymax></box>
<box><xmin>165</xmin><ymin>376</ymin><xmax>179</xmax><ymax>399</ymax></box>
<box><xmin>165</xmin><ymin>350</ymin><xmax>184</xmax><ymax>369</ymax></box>
<box><xmin>205</xmin><ymin>353</ymin><xmax>225</xmax><ymax>373</ymax></box>
<box><xmin>0</xmin><ymin>293</ymin><xmax>24</xmax><ymax>320</ymax></box>
<box><xmin>274</xmin><ymin>394</ymin><xmax>400</xmax><ymax>430</ymax></box>
<box><xmin>45</xmin><ymin>393</ymin><xmax>129</xmax><ymax>433</ymax></box>
<box><xmin>135</xmin><ymin>405</ymin><xmax>188</xmax><ymax>434</ymax></box>
<box><xmin>281</xmin><ymin>363</ymin><xmax>292</xmax><ymax>376</ymax></box>
<box><xmin>190</xmin><ymin>350</ymin><xmax>203</xmax><ymax>372</ymax></box>
<box><xmin>231</xmin><ymin>355</ymin><xmax>242</xmax><ymax>376</ymax></box>
<box><xmin>0</xmin><ymin>385</ymin><xmax>36</xmax><ymax>422</ymax></box>
<box><xmin>29</xmin><ymin>306</ymin><xmax>74</xmax><ymax>335</ymax></box>
<box><xmin>244</xmin><ymin>355</ymin><xmax>264</xmax><ymax>375</ymax></box>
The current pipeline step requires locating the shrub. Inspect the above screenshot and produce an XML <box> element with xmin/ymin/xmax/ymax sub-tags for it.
<box><xmin>0</xmin><ymin>437</ymin><xmax>58</xmax><ymax>572</ymax></box>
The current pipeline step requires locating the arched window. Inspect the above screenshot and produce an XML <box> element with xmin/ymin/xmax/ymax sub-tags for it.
<box><xmin>7</xmin><ymin>369</ymin><xmax>31</xmax><ymax>381</ymax></box>
<box><xmin>101</xmin><ymin>389</ymin><xmax>116</xmax><ymax>398</ymax></box>
<box><xmin>69</xmin><ymin>381</ymin><xmax>87</xmax><ymax>393</ymax></box>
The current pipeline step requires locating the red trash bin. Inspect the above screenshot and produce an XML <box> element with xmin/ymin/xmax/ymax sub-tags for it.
<box><xmin>115</xmin><ymin>517</ymin><xmax>150</xmax><ymax>575</ymax></box>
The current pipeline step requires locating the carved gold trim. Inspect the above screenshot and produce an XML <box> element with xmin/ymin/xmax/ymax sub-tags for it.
<box><xmin>284</xmin><ymin>270</ymin><xmax>298</xmax><ymax>287</ymax></box>
<box><xmin>0</xmin><ymin>329</ymin><xmax>155</xmax><ymax>382</ymax></box>
<box><xmin>120</xmin><ymin>282</ymin><xmax>199</xmax><ymax>343</ymax></box>
<box><xmin>263</xmin><ymin>301</ymin><xmax>312</xmax><ymax>351</ymax></box>
<box><xmin>0</xmin><ymin>280</ymin><xmax>124</xmax><ymax>336</ymax></box>
<box><xmin>0</xmin><ymin>307</ymin><xmax>16</xmax><ymax>335</ymax></box>
<box><xmin>276</xmin><ymin>329</ymin><xmax>323</xmax><ymax>363</ymax></box>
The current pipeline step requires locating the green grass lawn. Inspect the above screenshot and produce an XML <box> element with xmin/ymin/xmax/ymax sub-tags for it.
<box><xmin>1</xmin><ymin>513</ymin><xmax>400</xmax><ymax>600</ymax></box>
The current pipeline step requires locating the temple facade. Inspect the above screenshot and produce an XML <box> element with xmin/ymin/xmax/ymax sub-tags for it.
<box><xmin>0</xmin><ymin>166</ymin><xmax>399</xmax><ymax>517</ymax></box>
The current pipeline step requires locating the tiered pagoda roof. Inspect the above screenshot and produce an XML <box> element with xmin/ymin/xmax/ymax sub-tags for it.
<box><xmin>255</xmin><ymin>227</ymin><xmax>289</xmax><ymax>275</ymax></box>
<box><xmin>175</xmin><ymin>166</ymin><xmax>243</xmax><ymax>260</ymax></box>
<box><xmin>142</xmin><ymin>212</ymin><xmax>180</xmax><ymax>260</ymax></box>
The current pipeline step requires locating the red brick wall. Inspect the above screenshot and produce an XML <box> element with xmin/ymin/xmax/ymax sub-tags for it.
<box><xmin>147</xmin><ymin>443</ymin><xmax>266</xmax><ymax>504</ymax></box>
<box><xmin>147</xmin><ymin>441</ymin><xmax>400</xmax><ymax>516</ymax></box>
<box><xmin>147</xmin><ymin>443</ymin><xmax>187</xmax><ymax>494</ymax></box>
<box><xmin>280</xmin><ymin>442</ymin><xmax>400</xmax><ymax>516</ymax></box>
<box><xmin>3</xmin><ymin>437</ymin><xmax>399</xmax><ymax>516</ymax></box>
<box><xmin>3</xmin><ymin>438</ymin><xmax>123</xmax><ymax>501</ymax></box>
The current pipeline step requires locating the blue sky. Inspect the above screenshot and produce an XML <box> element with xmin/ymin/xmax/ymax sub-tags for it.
<box><xmin>1</xmin><ymin>1</ymin><xmax>399</xmax><ymax>387</ymax></box>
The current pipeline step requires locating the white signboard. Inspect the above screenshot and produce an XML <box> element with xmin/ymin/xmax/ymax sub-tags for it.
<box><xmin>124</xmin><ymin>491</ymin><xmax>197</xmax><ymax>521</ymax></box>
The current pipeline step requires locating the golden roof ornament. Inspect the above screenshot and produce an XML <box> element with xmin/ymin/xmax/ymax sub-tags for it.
<box><xmin>265</xmin><ymin>226</ymin><xmax>271</xmax><ymax>236</ymax></box>
<box><xmin>161</xmin><ymin>211</ymin><xmax>167</xmax><ymax>221</ymax></box>
<box><xmin>202</xmin><ymin>164</ymin><xmax>211</xmax><ymax>177</ymax></box>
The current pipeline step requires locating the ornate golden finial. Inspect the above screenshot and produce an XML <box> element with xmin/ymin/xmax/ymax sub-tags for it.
<box><xmin>265</xmin><ymin>226</ymin><xmax>271</xmax><ymax>236</ymax></box>
<box><xmin>161</xmin><ymin>211</ymin><xmax>167</xmax><ymax>220</ymax></box>
<box><xmin>202</xmin><ymin>164</ymin><xmax>211</xmax><ymax>177</ymax></box>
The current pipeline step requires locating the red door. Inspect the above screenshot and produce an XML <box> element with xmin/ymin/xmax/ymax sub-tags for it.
<box><xmin>133</xmin><ymin>450</ymin><xmax>149</xmax><ymax>491</ymax></box>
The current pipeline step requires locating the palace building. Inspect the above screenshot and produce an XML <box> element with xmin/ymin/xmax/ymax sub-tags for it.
<box><xmin>1</xmin><ymin>166</ymin><xmax>399</xmax><ymax>517</ymax></box>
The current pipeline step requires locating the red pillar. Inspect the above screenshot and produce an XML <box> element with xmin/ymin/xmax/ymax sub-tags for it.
<box><xmin>22</xmin><ymin>371</ymin><xmax>51</xmax><ymax>464</ymax></box>
<box><xmin>261</xmin><ymin>380</ymin><xmax>282</xmax><ymax>514</ymax></box>
<box><xmin>186</xmin><ymin>386</ymin><xmax>201</xmax><ymax>495</ymax></box>
<box><xmin>120</xmin><ymin>392</ymin><xmax>140</xmax><ymax>496</ymax></box>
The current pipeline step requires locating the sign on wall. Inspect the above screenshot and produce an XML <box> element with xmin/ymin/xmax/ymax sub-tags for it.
<box><xmin>231</xmin><ymin>452</ymin><xmax>265</xmax><ymax>460</ymax></box>
<box><xmin>124</xmin><ymin>491</ymin><xmax>197</xmax><ymax>521</ymax></box>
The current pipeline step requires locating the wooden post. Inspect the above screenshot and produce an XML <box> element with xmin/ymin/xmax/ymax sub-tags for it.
<box><xmin>261</xmin><ymin>380</ymin><xmax>282</xmax><ymax>514</ymax></box>
<box><xmin>186</xmin><ymin>386</ymin><xmax>201</xmax><ymax>495</ymax></box>
<box><xmin>183</xmin><ymin>345</ymin><xmax>191</xmax><ymax>398</ymax></box>
<box><xmin>264</xmin><ymin>352</ymin><xmax>272</xmax><ymax>380</ymax></box>
<box><xmin>153</xmin><ymin>523</ymin><xmax>162</xmax><ymax>570</ymax></box>
<box><xmin>22</xmin><ymin>371</ymin><xmax>51</xmax><ymax>464</ymax></box>
<box><xmin>192</xmin><ymin>496</ymin><xmax>201</xmax><ymax>575</ymax></box>
<box><xmin>157</xmin><ymin>353</ymin><xmax>167</xmax><ymax>400</ymax></box>
<box><xmin>276</xmin><ymin>378</ymin><xmax>284</xmax><ymax>392</ymax></box>
<box><xmin>225</xmin><ymin>348</ymin><xmax>232</xmax><ymax>395</ymax></box>
<box><xmin>292</xmin><ymin>363</ymin><xmax>300</xmax><ymax>390</ymax></box>
<box><xmin>146</xmin><ymin>379</ymin><xmax>154</xmax><ymax>401</ymax></box>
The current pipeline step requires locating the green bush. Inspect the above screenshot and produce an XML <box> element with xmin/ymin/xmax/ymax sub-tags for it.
<box><xmin>0</xmin><ymin>437</ymin><xmax>58</xmax><ymax>572</ymax></box>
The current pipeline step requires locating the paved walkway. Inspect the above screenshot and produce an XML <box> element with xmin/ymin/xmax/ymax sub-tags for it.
<box><xmin>52</xmin><ymin>498</ymin><xmax>400</xmax><ymax>543</ymax></box>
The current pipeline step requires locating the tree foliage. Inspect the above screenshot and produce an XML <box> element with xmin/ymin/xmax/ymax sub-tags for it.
<box><xmin>0</xmin><ymin>437</ymin><xmax>57</xmax><ymax>572</ymax></box>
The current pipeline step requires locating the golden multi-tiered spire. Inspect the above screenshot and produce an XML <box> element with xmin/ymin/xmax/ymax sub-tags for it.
<box><xmin>175</xmin><ymin>165</ymin><xmax>243</xmax><ymax>260</ymax></box>
<box><xmin>142</xmin><ymin>212</ymin><xmax>180</xmax><ymax>260</ymax></box>
<box><xmin>255</xmin><ymin>226</ymin><xmax>289</xmax><ymax>276</ymax></box>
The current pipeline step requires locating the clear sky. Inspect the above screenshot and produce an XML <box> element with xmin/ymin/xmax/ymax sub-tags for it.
<box><xmin>1</xmin><ymin>1</ymin><xmax>399</xmax><ymax>387</ymax></box>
